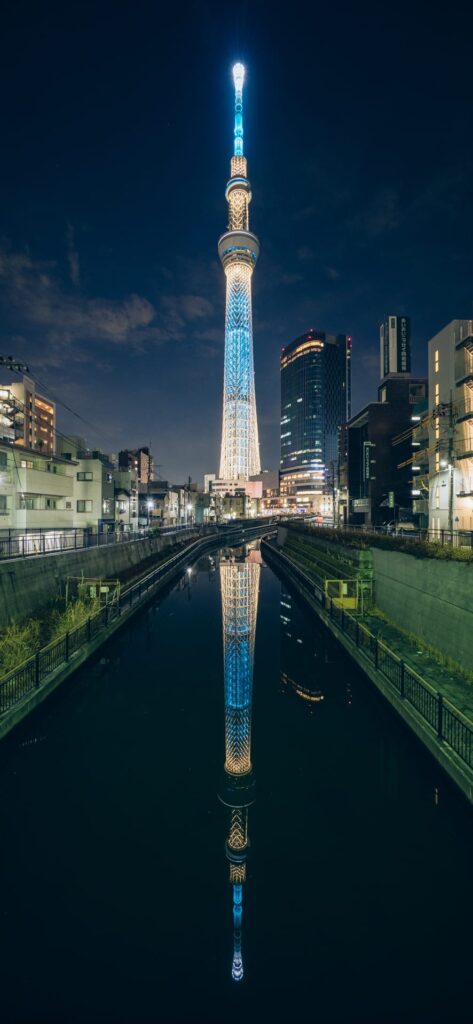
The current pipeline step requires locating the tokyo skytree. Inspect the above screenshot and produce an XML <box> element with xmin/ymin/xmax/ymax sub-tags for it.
<box><xmin>219</xmin><ymin>553</ymin><xmax>260</xmax><ymax>982</ymax></box>
<box><xmin>218</xmin><ymin>63</ymin><xmax>261</xmax><ymax>480</ymax></box>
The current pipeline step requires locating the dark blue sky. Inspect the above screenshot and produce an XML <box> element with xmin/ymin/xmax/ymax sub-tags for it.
<box><xmin>1</xmin><ymin>2</ymin><xmax>472</xmax><ymax>482</ymax></box>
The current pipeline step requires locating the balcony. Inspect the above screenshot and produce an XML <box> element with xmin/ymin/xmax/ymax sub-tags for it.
<box><xmin>17</xmin><ymin>467</ymin><xmax>74</xmax><ymax>498</ymax></box>
<box><xmin>456</xmin><ymin>373</ymin><xmax>473</xmax><ymax>391</ymax></box>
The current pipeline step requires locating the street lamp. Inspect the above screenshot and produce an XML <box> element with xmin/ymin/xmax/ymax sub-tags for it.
<box><xmin>147</xmin><ymin>499</ymin><xmax>153</xmax><ymax>530</ymax></box>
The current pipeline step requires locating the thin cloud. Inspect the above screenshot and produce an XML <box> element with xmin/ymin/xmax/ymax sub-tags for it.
<box><xmin>0</xmin><ymin>246</ymin><xmax>219</xmax><ymax>367</ymax></box>
<box><xmin>66</xmin><ymin>221</ymin><xmax>80</xmax><ymax>286</ymax></box>
<box><xmin>349</xmin><ymin>187</ymin><xmax>400</xmax><ymax>237</ymax></box>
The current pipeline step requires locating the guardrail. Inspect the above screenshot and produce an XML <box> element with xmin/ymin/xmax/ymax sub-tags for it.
<box><xmin>305</xmin><ymin>522</ymin><xmax>473</xmax><ymax>549</ymax></box>
<box><xmin>0</xmin><ymin>523</ymin><xmax>275</xmax><ymax>718</ymax></box>
<box><xmin>261</xmin><ymin>540</ymin><xmax>473</xmax><ymax>774</ymax></box>
<box><xmin>0</xmin><ymin>525</ymin><xmax>197</xmax><ymax>560</ymax></box>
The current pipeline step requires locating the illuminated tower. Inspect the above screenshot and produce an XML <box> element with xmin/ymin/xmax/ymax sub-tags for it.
<box><xmin>218</xmin><ymin>63</ymin><xmax>261</xmax><ymax>480</ymax></box>
<box><xmin>219</xmin><ymin>552</ymin><xmax>260</xmax><ymax>982</ymax></box>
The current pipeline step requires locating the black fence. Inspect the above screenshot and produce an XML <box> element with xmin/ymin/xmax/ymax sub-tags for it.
<box><xmin>0</xmin><ymin>523</ymin><xmax>276</xmax><ymax>718</ymax></box>
<box><xmin>307</xmin><ymin>522</ymin><xmax>473</xmax><ymax>549</ymax></box>
<box><xmin>0</xmin><ymin>525</ymin><xmax>196</xmax><ymax>560</ymax></box>
<box><xmin>261</xmin><ymin>540</ymin><xmax>473</xmax><ymax>775</ymax></box>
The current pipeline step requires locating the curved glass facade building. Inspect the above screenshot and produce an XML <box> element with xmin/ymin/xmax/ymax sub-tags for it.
<box><xmin>280</xmin><ymin>330</ymin><xmax>352</xmax><ymax>510</ymax></box>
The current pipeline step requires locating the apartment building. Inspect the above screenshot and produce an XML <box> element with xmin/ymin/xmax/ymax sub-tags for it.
<box><xmin>114</xmin><ymin>468</ymin><xmax>139</xmax><ymax>532</ymax></box>
<box><xmin>0</xmin><ymin>439</ymin><xmax>76</xmax><ymax>531</ymax></box>
<box><xmin>428</xmin><ymin>320</ymin><xmax>473</xmax><ymax>534</ymax></box>
<box><xmin>0</xmin><ymin>375</ymin><xmax>55</xmax><ymax>454</ymax></box>
<box><xmin>56</xmin><ymin>436</ymin><xmax>115</xmax><ymax>531</ymax></box>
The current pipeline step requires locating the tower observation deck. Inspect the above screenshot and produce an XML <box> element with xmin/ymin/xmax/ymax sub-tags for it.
<box><xmin>218</xmin><ymin>63</ymin><xmax>261</xmax><ymax>480</ymax></box>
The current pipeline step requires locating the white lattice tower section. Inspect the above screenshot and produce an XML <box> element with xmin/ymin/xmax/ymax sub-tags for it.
<box><xmin>218</xmin><ymin>63</ymin><xmax>261</xmax><ymax>480</ymax></box>
<box><xmin>220</xmin><ymin>559</ymin><xmax>260</xmax><ymax>775</ymax></box>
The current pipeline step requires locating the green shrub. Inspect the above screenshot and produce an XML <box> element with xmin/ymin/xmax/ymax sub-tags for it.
<box><xmin>0</xmin><ymin>621</ymin><xmax>41</xmax><ymax>676</ymax></box>
<box><xmin>49</xmin><ymin>598</ymin><xmax>100</xmax><ymax>642</ymax></box>
<box><xmin>286</xmin><ymin>524</ymin><xmax>473</xmax><ymax>562</ymax></box>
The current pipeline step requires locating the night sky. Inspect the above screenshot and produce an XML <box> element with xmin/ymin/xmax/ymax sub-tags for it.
<box><xmin>1</xmin><ymin>2</ymin><xmax>472</xmax><ymax>483</ymax></box>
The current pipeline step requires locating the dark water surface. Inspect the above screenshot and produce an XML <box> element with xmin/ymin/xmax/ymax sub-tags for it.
<box><xmin>0</xmin><ymin>544</ymin><xmax>471</xmax><ymax>1023</ymax></box>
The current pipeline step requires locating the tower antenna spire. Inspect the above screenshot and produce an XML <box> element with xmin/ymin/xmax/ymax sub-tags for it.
<box><xmin>233</xmin><ymin>62</ymin><xmax>245</xmax><ymax>156</ymax></box>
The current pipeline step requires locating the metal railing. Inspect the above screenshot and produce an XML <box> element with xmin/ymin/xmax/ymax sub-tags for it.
<box><xmin>0</xmin><ymin>522</ymin><xmax>276</xmax><ymax>717</ymax></box>
<box><xmin>261</xmin><ymin>540</ymin><xmax>473</xmax><ymax>774</ymax></box>
<box><xmin>0</xmin><ymin>524</ymin><xmax>198</xmax><ymax>560</ymax></box>
<box><xmin>305</xmin><ymin>522</ymin><xmax>473</xmax><ymax>549</ymax></box>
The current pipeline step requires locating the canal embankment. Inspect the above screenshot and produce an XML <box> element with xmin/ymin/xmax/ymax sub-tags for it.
<box><xmin>262</xmin><ymin>536</ymin><xmax>473</xmax><ymax>805</ymax></box>
<box><xmin>0</xmin><ymin>523</ymin><xmax>276</xmax><ymax>741</ymax></box>
<box><xmin>279</xmin><ymin>524</ymin><xmax>473</xmax><ymax>675</ymax></box>
<box><xmin>0</xmin><ymin>528</ymin><xmax>199</xmax><ymax>627</ymax></box>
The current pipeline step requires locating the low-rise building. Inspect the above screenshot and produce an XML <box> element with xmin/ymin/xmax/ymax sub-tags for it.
<box><xmin>114</xmin><ymin>468</ymin><xmax>139</xmax><ymax>532</ymax></box>
<box><xmin>0</xmin><ymin>438</ymin><xmax>76</xmax><ymax>533</ymax></box>
<box><xmin>56</xmin><ymin>436</ymin><xmax>115</xmax><ymax>532</ymax></box>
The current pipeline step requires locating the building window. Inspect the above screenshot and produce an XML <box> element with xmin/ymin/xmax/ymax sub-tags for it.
<box><xmin>20</xmin><ymin>459</ymin><xmax>34</xmax><ymax>469</ymax></box>
<box><xmin>77</xmin><ymin>500</ymin><xmax>93</xmax><ymax>512</ymax></box>
<box><xmin>380</xmin><ymin>386</ymin><xmax>387</xmax><ymax>402</ymax></box>
<box><xmin>0</xmin><ymin>451</ymin><xmax>7</xmax><ymax>469</ymax></box>
<box><xmin>106</xmin><ymin>472</ymin><xmax>112</xmax><ymax>484</ymax></box>
<box><xmin>102</xmin><ymin>499</ymin><xmax>112</xmax><ymax>515</ymax></box>
<box><xmin>0</xmin><ymin>495</ymin><xmax>7</xmax><ymax>513</ymax></box>
<box><xmin>435</xmin><ymin>452</ymin><xmax>440</xmax><ymax>472</ymax></box>
<box><xmin>77</xmin><ymin>471</ymin><xmax>93</xmax><ymax>481</ymax></box>
<box><xmin>434</xmin><ymin>349</ymin><xmax>439</xmax><ymax>372</ymax></box>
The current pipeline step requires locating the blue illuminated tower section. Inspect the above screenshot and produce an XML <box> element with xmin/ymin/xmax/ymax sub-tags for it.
<box><xmin>218</xmin><ymin>64</ymin><xmax>261</xmax><ymax>480</ymax></box>
<box><xmin>219</xmin><ymin>554</ymin><xmax>260</xmax><ymax>981</ymax></box>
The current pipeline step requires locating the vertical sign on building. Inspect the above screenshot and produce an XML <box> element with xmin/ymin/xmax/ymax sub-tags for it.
<box><xmin>363</xmin><ymin>441</ymin><xmax>373</xmax><ymax>481</ymax></box>
<box><xmin>397</xmin><ymin>316</ymin><xmax>411</xmax><ymax>373</ymax></box>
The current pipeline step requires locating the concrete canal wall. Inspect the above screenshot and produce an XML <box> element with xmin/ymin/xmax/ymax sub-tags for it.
<box><xmin>281</xmin><ymin>527</ymin><xmax>473</xmax><ymax>672</ymax></box>
<box><xmin>263</xmin><ymin>540</ymin><xmax>473</xmax><ymax>806</ymax></box>
<box><xmin>0</xmin><ymin>530</ymin><xmax>198</xmax><ymax>626</ymax></box>
<box><xmin>371</xmin><ymin>548</ymin><xmax>473</xmax><ymax>672</ymax></box>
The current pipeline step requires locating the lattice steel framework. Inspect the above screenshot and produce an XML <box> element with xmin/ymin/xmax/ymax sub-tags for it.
<box><xmin>220</xmin><ymin>559</ymin><xmax>260</xmax><ymax>775</ymax></box>
<box><xmin>220</xmin><ymin>554</ymin><xmax>260</xmax><ymax>982</ymax></box>
<box><xmin>218</xmin><ymin>64</ymin><xmax>261</xmax><ymax>480</ymax></box>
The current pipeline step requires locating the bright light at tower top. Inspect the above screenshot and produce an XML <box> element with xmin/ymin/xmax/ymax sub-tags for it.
<box><xmin>233</xmin><ymin>62</ymin><xmax>245</xmax><ymax>93</ymax></box>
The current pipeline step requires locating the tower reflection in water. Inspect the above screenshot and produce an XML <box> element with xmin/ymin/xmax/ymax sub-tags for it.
<box><xmin>218</xmin><ymin>545</ymin><xmax>260</xmax><ymax>983</ymax></box>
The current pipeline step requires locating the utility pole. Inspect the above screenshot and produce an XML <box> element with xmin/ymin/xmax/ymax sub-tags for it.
<box><xmin>0</xmin><ymin>355</ymin><xmax>29</xmax><ymax>373</ymax></box>
<box><xmin>448</xmin><ymin>393</ymin><xmax>454</xmax><ymax>539</ymax></box>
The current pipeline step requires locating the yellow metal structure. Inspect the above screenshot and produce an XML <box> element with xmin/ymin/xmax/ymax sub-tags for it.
<box><xmin>324</xmin><ymin>578</ymin><xmax>358</xmax><ymax>609</ymax></box>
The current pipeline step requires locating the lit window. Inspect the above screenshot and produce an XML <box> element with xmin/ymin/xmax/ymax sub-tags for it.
<box><xmin>434</xmin><ymin>349</ymin><xmax>439</xmax><ymax>373</ymax></box>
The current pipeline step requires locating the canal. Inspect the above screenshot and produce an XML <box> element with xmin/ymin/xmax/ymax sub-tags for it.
<box><xmin>0</xmin><ymin>542</ymin><xmax>471</xmax><ymax>1023</ymax></box>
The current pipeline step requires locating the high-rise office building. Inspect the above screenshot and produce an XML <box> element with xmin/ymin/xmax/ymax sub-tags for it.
<box><xmin>279</xmin><ymin>330</ymin><xmax>351</xmax><ymax>512</ymax></box>
<box><xmin>380</xmin><ymin>315</ymin><xmax>411</xmax><ymax>379</ymax></box>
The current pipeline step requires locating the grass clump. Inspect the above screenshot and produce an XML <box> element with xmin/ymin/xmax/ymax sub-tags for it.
<box><xmin>49</xmin><ymin>597</ymin><xmax>100</xmax><ymax>642</ymax></box>
<box><xmin>0</xmin><ymin>621</ymin><xmax>41</xmax><ymax>676</ymax></box>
